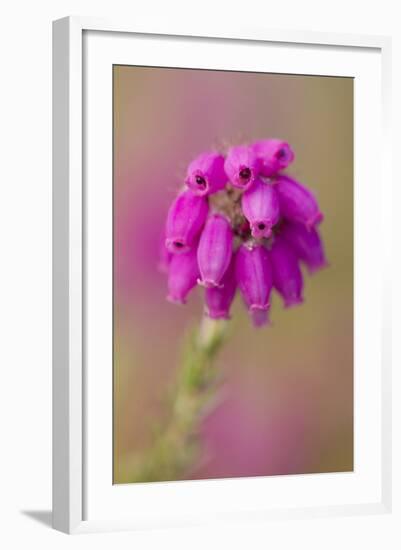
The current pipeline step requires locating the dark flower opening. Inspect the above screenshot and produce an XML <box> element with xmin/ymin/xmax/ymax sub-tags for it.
<box><xmin>195</xmin><ymin>175</ymin><xmax>207</xmax><ymax>189</ymax></box>
<box><xmin>276</xmin><ymin>148</ymin><xmax>287</xmax><ymax>161</ymax></box>
<box><xmin>258</xmin><ymin>222</ymin><xmax>266</xmax><ymax>231</ymax></box>
<box><xmin>174</xmin><ymin>241</ymin><xmax>184</xmax><ymax>249</ymax></box>
<box><xmin>239</xmin><ymin>167</ymin><xmax>251</xmax><ymax>182</ymax></box>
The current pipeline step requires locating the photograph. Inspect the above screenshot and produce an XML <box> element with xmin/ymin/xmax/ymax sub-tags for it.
<box><xmin>112</xmin><ymin>65</ymin><xmax>354</xmax><ymax>484</ymax></box>
<box><xmin>0</xmin><ymin>0</ymin><xmax>394</xmax><ymax>544</ymax></box>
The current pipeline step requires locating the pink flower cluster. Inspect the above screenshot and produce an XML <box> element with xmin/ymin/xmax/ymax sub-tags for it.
<box><xmin>161</xmin><ymin>139</ymin><xmax>327</xmax><ymax>327</ymax></box>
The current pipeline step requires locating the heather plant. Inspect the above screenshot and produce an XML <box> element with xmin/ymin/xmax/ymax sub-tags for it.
<box><xmin>128</xmin><ymin>139</ymin><xmax>327</xmax><ymax>482</ymax></box>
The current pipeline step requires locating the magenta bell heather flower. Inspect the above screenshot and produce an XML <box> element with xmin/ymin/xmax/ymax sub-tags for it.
<box><xmin>270</xmin><ymin>236</ymin><xmax>303</xmax><ymax>308</ymax></box>
<box><xmin>205</xmin><ymin>257</ymin><xmax>237</xmax><ymax>319</ymax></box>
<box><xmin>235</xmin><ymin>244</ymin><xmax>273</xmax><ymax>327</ymax></box>
<box><xmin>165</xmin><ymin>189</ymin><xmax>208</xmax><ymax>254</ymax></box>
<box><xmin>241</xmin><ymin>178</ymin><xmax>280</xmax><ymax>239</ymax></box>
<box><xmin>167</xmin><ymin>247</ymin><xmax>200</xmax><ymax>304</ymax></box>
<box><xmin>252</xmin><ymin>138</ymin><xmax>295</xmax><ymax>177</ymax></box>
<box><xmin>163</xmin><ymin>139</ymin><xmax>327</xmax><ymax>327</ymax></box>
<box><xmin>224</xmin><ymin>145</ymin><xmax>261</xmax><ymax>190</ymax></box>
<box><xmin>197</xmin><ymin>214</ymin><xmax>233</xmax><ymax>288</ymax></box>
<box><xmin>275</xmin><ymin>174</ymin><xmax>323</xmax><ymax>229</ymax></box>
<box><xmin>185</xmin><ymin>152</ymin><xmax>227</xmax><ymax>197</ymax></box>
<box><xmin>280</xmin><ymin>221</ymin><xmax>328</xmax><ymax>274</ymax></box>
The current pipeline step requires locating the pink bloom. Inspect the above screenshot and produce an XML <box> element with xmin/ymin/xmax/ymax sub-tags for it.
<box><xmin>165</xmin><ymin>189</ymin><xmax>208</xmax><ymax>254</ymax></box>
<box><xmin>224</xmin><ymin>145</ymin><xmax>261</xmax><ymax>190</ymax></box>
<box><xmin>197</xmin><ymin>214</ymin><xmax>233</xmax><ymax>288</ymax></box>
<box><xmin>280</xmin><ymin>221</ymin><xmax>328</xmax><ymax>274</ymax></box>
<box><xmin>241</xmin><ymin>178</ymin><xmax>280</xmax><ymax>239</ymax></box>
<box><xmin>185</xmin><ymin>152</ymin><xmax>227</xmax><ymax>196</ymax></box>
<box><xmin>167</xmin><ymin>247</ymin><xmax>200</xmax><ymax>304</ymax></box>
<box><xmin>252</xmin><ymin>139</ymin><xmax>295</xmax><ymax>177</ymax></box>
<box><xmin>164</xmin><ymin>141</ymin><xmax>327</xmax><ymax>327</ymax></box>
<box><xmin>275</xmin><ymin>175</ymin><xmax>323</xmax><ymax>229</ymax></box>
<box><xmin>205</xmin><ymin>256</ymin><xmax>237</xmax><ymax>319</ymax></box>
<box><xmin>235</xmin><ymin>244</ymin><xmax>273</xmax><ymax>327</ymax></box>
<box><xmin>270</xmin><ymin>236</ymin><xmax>303</xmax><ymax>308</ymax></box>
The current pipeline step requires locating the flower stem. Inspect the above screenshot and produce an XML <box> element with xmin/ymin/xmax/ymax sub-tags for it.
<box><xmin>126</xmin><ymin>317</ymin><xmax>228</xmax><ymax>483</ymax></box>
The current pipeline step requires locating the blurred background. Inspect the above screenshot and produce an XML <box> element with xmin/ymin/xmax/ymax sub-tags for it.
<box><xmin>113</xmin><ymin>66</ymin><xmax>353</xmax><ymax>483</ymax></box>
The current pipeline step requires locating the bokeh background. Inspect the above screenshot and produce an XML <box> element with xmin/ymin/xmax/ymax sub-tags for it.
<box><xmin>113</xmin><ymin>66</ymin><xmax>353</xmax><ymax>483</ymax></box>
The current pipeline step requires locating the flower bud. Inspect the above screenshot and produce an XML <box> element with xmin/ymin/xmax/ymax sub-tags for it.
<box><xmin>224</xmin><ymin>145</ymin><xmax>261</xmax><ymax>190</ymax></box>
<box><xmin>205</xmin><ymin>256</ymin><xmax>237</xmax><ymax>319</ymax></box>
<box><xmin>235</xmin><ymin>244</ymin><xmax>273</xmax><ymax>327</ymax></box>
<box><xmin>165</xmin><ymin>189</ymin><xmax>208</xmax><ymax>254</ymax></box>
<box><xmin>241</xmin><ymin>178</ymin><xmax>280</xmax><ymax>239</ymax></box>
<box><xmin>252</xmin><ymin>139</ymin><xmax>295</xmax><ymax>177</ymax></box>
<box><xmin>197</xmin><ymin>214</ymin><xmax>233</xmax><ymax>288</ymax></box>
<box><xmin>270</xmin><ymin>236</ymin><xmax>303</xmax><ymax>308</ymax></box>
<box><xmin>185</xmin><ymin>152</ymin><xmax>227</xmax><ymax>196</ymax></box>
<box><xmin>167</xmin><ymin>247</ymin><xmax>200</xmax><ymax>304</ymax></box>
<box><xmin>275</xmin><ymin>175</ymin><xmax>323</xmax><ymax>229</ymax></box>
<box><xmin>280</xmin><ymin>221</ymin><xmax>328</xmax><ymax>274</ymax></box>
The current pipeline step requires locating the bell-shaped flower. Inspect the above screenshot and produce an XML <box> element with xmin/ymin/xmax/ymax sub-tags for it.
<box><xmin>235</xmin><ymin>244</ymin><xmax>273</xmax><ymax>327</ymax></box>
<box><xmin>185</xmin><ymin>152</ymin><xmax>227</xmax><ymax>196</ymax></box>
<box><xmin>197</xmin><ymin>214</ymin><xmax>233</xmax><ymax>288</ymax></box>
<box><xmin>280</xmin><ymin>221</ymin><xmax>328</xmax><ymax>274</ymax></box>
<box><xmin>224</xmin><ymin>145</ymin><xmax>261</xmax><ymax>190</ymax></box>
<box><xmin>275</xmin><ymin>175</ymin><xmax>323</xmax><ymax>229</ymax></box>
<box><xmin>242</xmin><ymin>178</ymin><xmax>280</xmax><ymax>238</ymax></box>
<box><xmin>252</xmin><ymin>139</ymin><xmax>295</xmax><ymax>177</ymax></box>
<box><xmin>167</xmin><ymin>247</ymin><xmax>200</xmax><ymax>304</ymax></box>
<box><xmin>165</xmin><ymin>189</ymin><xmax>208</xmax><ymax>253</ymax></box>
<box><xmin>270</xmin><ymin>236</ymin><xmax>304</xmax><ymax>308</ymax></box>
<box><xmin>205</xmin><ymin>256</ymin><xmax>237</xmax><ymax>319</ymax></box>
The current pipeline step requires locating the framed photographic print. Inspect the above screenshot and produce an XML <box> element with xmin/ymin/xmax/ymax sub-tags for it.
<box><xmin>52</xmin><ymin>17</ymin><xmax>392</xmax><ymax>534</ymax></box>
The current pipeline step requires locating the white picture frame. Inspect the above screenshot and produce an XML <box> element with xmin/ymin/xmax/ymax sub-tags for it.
<box><xmin>52</xmin><ymin>16</ymin><xmax>392</xmax><ymax>534</ymax></box>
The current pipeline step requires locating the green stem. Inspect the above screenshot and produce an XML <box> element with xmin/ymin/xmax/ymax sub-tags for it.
<box><xmin>127</xmin><ymin>317</ymin><xmax>228</xmax><ymax>483</ymax></box>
